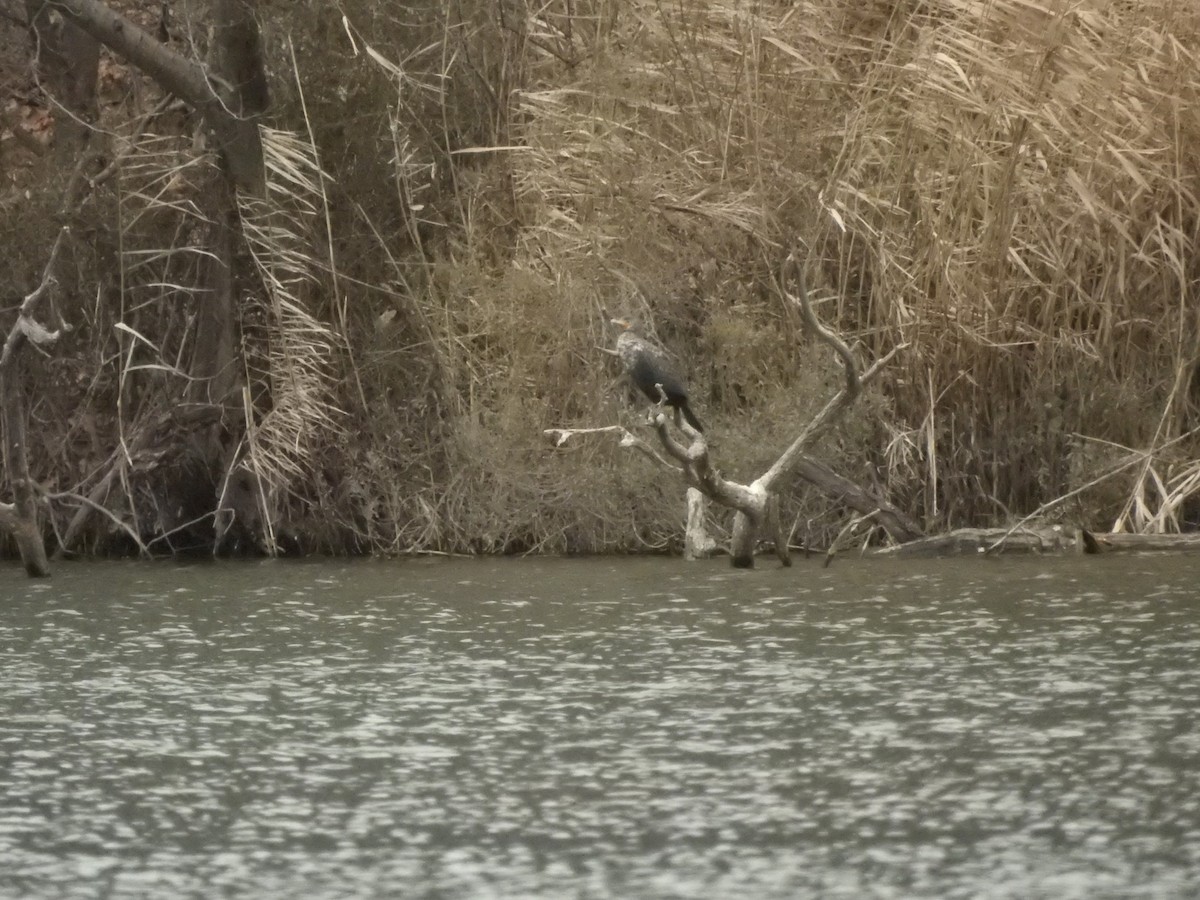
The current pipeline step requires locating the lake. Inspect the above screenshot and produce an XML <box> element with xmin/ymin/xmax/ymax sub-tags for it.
<box><xmin>2</xmin><ymin>555</ymin><xmax>1198</xmax><ymax>898</ymax></box>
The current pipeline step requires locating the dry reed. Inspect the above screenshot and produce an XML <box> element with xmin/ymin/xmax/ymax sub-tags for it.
<box><xmin>425</xmin><ymin>0</ymin><xmax>1200</xmax><ymax>542</ymax></box>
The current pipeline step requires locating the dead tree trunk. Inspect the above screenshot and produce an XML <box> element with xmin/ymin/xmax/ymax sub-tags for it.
<box><xmin>187</xmin><ymin>173</ymin><xmax>240</xmax><ymax>408</ymax></box>
<box><xmin>1</xmin><ymin>227</ymin><xmax>72</xmax><ymax>577</ymax></box>
<box><xmin>196</xmin><ymin>0</ymin><xmax>272</xmax><ymax>555</ymax></box>
<box><xmin>187</xmin><ymin>0</ymin><xmax>268</xmax><ymax>409</ymax></box>
<box><xmin>211</xmin><ymin>0</ymin><xmax>270</xmax><ymax>119</ymax></box>
<box><xmin>715</xmin><ymin>253</ymin><xmax>921</xmax><ymax>563</ymax></box>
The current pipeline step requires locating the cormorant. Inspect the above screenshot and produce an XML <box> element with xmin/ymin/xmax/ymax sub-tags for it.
<box><xmin>613</xmin><ymin>319</ymin><xmax>705</xmax><ymax>433</ymax></box>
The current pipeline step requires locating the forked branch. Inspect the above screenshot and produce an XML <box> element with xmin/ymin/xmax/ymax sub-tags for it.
<box><xmin>759</xmin><ymin>251</ymin><xmax>870</xmax><ymax>491</ymax></box>
<box><xmin>548</xmin><ymin>247</ymin><xmax>918</xmax><ymax>566</ymax></box>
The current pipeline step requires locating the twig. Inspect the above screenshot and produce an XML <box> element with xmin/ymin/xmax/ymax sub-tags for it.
<box><xmin>545</xmin><ymin>425</ymin><xmax>682</xmax><ymax>472</ymax></box>
<box><xmin>758</xmin><ymin>248</ymin><xmax>905</xmax><ymax>490</ymax></box>
<box><xmin>146</xmin><ymin>509</ymin><xmax>218</xmax><ymax>552</ymax></box>
<box><xmin>1</xmin><ymin>226</ymin><xmax>70</xmax><ymax>367</ymax></box>
<box><xmin>783</xmin><ymin>252</ymin><xmax>859</xmax><ymax>395</ymax></box>
<box><xmin>87</xmin><ymin>94</ymin><xmax>180</xmax><ymax>192</ymax></box>
<box><xmin>6</xmin><ymin>226</ymin><xmax>70</xmax><ymax>340</ymax></box>
<box><xmin>824</xmin><ymin>509</ymin><xmax>881</xmax><ymax>567</ymax></box>
<box><xmin>46</xmin><ymin>489</ymin><xmax>149</xmax><ymax>556</ymax></box>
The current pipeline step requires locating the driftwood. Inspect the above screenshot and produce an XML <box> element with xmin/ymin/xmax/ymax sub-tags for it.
<box><xmin>548</xmin><ymin>250</ymin><xmax>920</xmax><ymax>567</ymax></box>
<box><xmin>1</xmin><ymin>227</ymin><xmax>72</xmax><ymax>576</ymax></box>
<box><xmin>1080</xmin><ymin>531</ymin><xmax>1200</xmax><ymax>554</ymax></box>
<box><xmin>876</xmin><ymin>526</ymin><xmax>1200</xmax><ymax>557</ymax></box>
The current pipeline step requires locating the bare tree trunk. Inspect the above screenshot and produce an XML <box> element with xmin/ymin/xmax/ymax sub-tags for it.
<box><xmin>194</xmin><ymin>0</ymin><xmax>271</xmax><ymax>552</ymax></box>
<box><xmin>211</xmin><ymin>0</ymin><xmax>270</xmax><ymax>118</ymax></box>
<box><xmin>683</xmin><ymin>487</ymin><xmax>716</xmax><ymax>560</ymax></box>
<box><xmin>187</xmin><ymin>174</ymin><xmax>240</xmax><ymax>406</ymax></box>
<box><xmin>1</xmin><ymin>383</ymin><xmax>50</xmax><ymax>576</ymax></box>
<box><xmin>40</xmin><ymin>0</ymin><xmax>273</xmax><ymax>555</ymax></box>
<box><xmin>730</xmin><ymin>509</ymin><xmax>760</xmax><ymax>568</ymax></box>
<box><xmin>186</xmin><ymin>0</ymin><xmax>268</xmax><ymax>407</ymax></box>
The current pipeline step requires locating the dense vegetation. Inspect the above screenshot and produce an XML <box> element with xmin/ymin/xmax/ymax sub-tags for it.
<box><xmin>3</xmin><ymin>0</ymin><xmax>1200</xmax><ymax>558</ymax></box>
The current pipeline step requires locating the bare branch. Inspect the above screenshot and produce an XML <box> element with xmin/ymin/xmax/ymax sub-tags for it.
<box><xmin>824</xmin><ymin>509</ymin><xmax>882</xmax><ymax>567</ymax></box>
<box><xmin>0</xmin><ymin>225</ymin><xmax>72</xmax><ymax>576</ymax></box>
<box><xmin>544</xmin><ymin>425</ymin><xmax>681</xmax><ymax>472</ymax></box>
<box><xmin>758</xmin><ymin>252</ymin><xmax>903</xmax><ymax>492</ymax></box>
<box><xmin>558</xmin><ymin>260</ymin><xmax>913</xmax><ymax>567</ymax></box>
<box><xmin>20</xmin><ymin>227</ymin><xmax>68</xmax><ymax>310</ymax></box>
<box><xmin>2</xmin><ymin>226</ymin><xmax>70</xmax><ymax>370</ymax></box>
<box><xmin>147</xmin><ymin>510</ymin><xmax>216</xmax><ymax>552</ymax></box>
<box><xmin>46</xmin><ymin>489</ymin><xmax>149</xmax><ymax>556</ymax></box>
<box><xmin>782</xmin><ymin>252</ymin><xmax>859</xmax><ymax>397</ymax></box>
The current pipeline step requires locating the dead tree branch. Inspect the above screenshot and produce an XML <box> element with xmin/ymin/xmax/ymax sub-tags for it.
<box><xmin>1</xmin><ymin>226</ymin><xmax>73</xmax><ymax>576</ymax></box>
<box><xmin>546</xmin><ymin>424</ymin><xmax>682</xmax><ymax>472</ymax></box>
<box><xmin>550</xmin><ymin>249</ymin><xmax>917</xmax><ymax>567</ymax></box>
<box><xmin>981</xmin><ymin>424</ymin><xmax>1200</xmax><ymax>554</ymax></box>
<box><xmin>47</xmin><ymin>487</ymin><xmax>148</xmax><ymax>556</ymax></box>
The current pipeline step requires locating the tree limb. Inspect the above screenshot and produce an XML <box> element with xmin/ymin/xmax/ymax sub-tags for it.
<box><xmin>759</xmin><ymin>251</ymin><xmax>877</xmax><ymax>491</ymax></box>
<box><xmin>47</xmin><ymin>0</ymin><xmax>264</xmax><ymax>193</ymax></box>
<box><xmin>46</xmin><ymin>488</ymin><xmax>148</xmax><ymax>556</ymax></box>
<box><xmin>545</xmin><ymin>424</ymin><xmax>682</xmax><ymax>472</ymax></box>
<box><xmin>982</xmin><ymin>423</ymin><xmax>1200</xmax><ymax>554</ymax></box>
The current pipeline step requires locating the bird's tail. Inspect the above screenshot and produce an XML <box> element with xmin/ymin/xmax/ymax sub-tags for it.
<box><xmin>680</xmin><ymin>401</ymin><xmax>705</xmax><ymax>434</ymax></box>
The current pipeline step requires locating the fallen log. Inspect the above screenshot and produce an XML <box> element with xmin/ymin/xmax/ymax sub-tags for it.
<box><xmin>876</xmin><ymin>526</ymin><xmax>1200</xmax><ymax>558</ymax></box>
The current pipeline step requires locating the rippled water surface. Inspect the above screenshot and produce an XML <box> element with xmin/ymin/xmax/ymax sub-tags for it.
<box><xmin>3</xmin><ymin>555</ymin><xmax>1200</xmax><ymax>898</ymax></box>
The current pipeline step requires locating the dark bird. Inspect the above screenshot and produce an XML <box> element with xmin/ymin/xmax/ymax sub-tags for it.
<box><xmin>613</xmin><ymin>319</ymin><xmax>705</xmax><ymax>433</ymax></box>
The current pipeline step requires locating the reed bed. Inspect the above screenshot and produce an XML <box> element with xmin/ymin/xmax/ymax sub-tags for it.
<box><xmin>408</xmin><ymin>0</ymin><xmax>1200</xmax><ymax>544</ymax></box>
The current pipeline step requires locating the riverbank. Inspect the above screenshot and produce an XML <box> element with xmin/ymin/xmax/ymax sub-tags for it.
<box><xmin>3</xmin><ymin>0</ymin><xmax>1199</xmax><ymax>560</ymax></box>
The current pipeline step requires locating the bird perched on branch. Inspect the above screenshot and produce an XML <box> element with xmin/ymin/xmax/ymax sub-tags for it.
<box><xmin>612</xmin><ymin>318</ymin><xmax>705</xmax><ymax>433</ymax></box>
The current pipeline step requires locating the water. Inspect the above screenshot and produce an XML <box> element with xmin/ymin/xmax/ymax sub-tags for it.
<box><xmin>2</xmin><ymin>555</ymin><xmax>1199</xmax><ymax>898</ymax></box>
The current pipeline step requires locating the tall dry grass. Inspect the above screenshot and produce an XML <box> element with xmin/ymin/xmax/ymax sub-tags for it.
<box><xmin>808</xmin><ymin>0</ymin><xmax>1200</xmax><ymax>532</ymax></box>
<box><xmin>392</xmin><ymin>0</ymin><xmax>1200</xmax><ymax>543</ymax></box>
